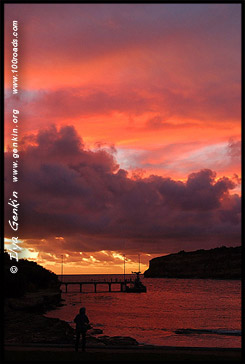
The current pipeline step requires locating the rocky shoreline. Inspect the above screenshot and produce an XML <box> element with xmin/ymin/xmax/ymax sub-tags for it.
<box><xmin>4</xmin><ymin>288</ymin><xmax>139</xmax><ymax>348</ymax></box>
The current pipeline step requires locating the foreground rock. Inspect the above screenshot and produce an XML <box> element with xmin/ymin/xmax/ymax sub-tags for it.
<box><xmin>4</xmin><ymin>308</ymin><xmax>75</xmax><ymax>344</ymax></box>
<box><xmin>6</xmin><ymin>288</ymin><xmax>62</xmax><ymax>313</ymax></box>
<box><xmin>88</xmin><ymin>328</ymin><xmax>103</xmax><ymax>335</ymax></box>
<box><xmin>144</xmin><ymin>246</ymin><xmax>241</xmax><ymax>279</ymax></box>
<box><xmin>97</xmin><ymin>336</ymin><xmax>139</xmax><ymax>346</ymax></box>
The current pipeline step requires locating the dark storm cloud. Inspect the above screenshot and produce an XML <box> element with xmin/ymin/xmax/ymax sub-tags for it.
<box><xmin>5</xmin><ymin>126</ymin><xmax>241</xmax><ymax>256</ymax></box>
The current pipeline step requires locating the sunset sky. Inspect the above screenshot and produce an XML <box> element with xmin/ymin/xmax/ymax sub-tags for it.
<box><xmin>4</xmin><ymin>4</ymin><xmax>241</xmax><ymax>274</ymax></box>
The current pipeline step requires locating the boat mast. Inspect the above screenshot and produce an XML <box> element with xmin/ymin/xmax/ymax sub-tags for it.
<box><xmin>61</xmin><ymin>254</ymin><xmax>64</xmax><ymax>282</ymax></box>
<box><xmin>124</xmin><ymin>254</ymin><xmax>126</xmax><ymax>282</ymax></box>
<box><xmin>138</xmin><ymin>254</ymin><xmax>141</xmax><ymax>273</ymax></box>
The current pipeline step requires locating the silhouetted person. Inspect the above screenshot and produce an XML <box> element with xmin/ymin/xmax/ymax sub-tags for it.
<box><xmin>74</xmin><ymin>307</ymin><xmax>90</xmax><ymax>352</ymax></box>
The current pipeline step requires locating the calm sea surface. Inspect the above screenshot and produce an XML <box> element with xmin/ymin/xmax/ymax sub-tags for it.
<box><xmin>45</xmin><ymin>274</ymin><xmax>241</xmax><ymax>348</ymax></box>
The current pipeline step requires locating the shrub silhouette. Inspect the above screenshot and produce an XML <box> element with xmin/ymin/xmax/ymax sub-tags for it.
<box><xmin>4</xmin><ymin>252</ymin><xmax>60</xmax><ymax>297</ymax></box>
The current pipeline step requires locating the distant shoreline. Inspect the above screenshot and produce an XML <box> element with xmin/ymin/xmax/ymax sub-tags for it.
<box><xmin>58</xmin><ymin>274</ymin><xmax>241</xmax><ymax>280</ymax></box>
<box><xmin>58</xmin><ymin>273</ymin><xmax>241</xmax><ymax>282</ymax></box>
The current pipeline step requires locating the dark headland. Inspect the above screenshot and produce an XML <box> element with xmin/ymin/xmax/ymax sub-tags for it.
<box><xmin>144</xmin><ymin>246</ymin><xmax>241</xmax><ymax>279</ymax></box>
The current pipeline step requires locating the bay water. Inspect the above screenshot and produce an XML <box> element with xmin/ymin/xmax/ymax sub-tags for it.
<box><xmin>45</xmin><ymin>274</ymin><xmax>241</xmax><ymax>348</ymax></box>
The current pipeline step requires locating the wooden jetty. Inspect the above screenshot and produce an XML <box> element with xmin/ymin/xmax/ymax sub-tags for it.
<box><xmin>60</xmin><ymin>278</ymin><xmax>133</xmax><ymax>293</ymax></box>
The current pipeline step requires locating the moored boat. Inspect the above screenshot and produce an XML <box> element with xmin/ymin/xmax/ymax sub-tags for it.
<box><xmin>125</xmin><ymin>271</ymin><xmax>147</xmax><ymax>293</ymax></box>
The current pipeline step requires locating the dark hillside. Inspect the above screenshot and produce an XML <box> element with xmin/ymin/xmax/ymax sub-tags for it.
<box><xmin>4</xmin><ymin>252</ymin><xmax>60</xmax><ymax>298</ymax></box>
<box><xmin>144</xmin><ymin>246</ymin><xmax>241</xmax><ymax>279</ymax></box>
